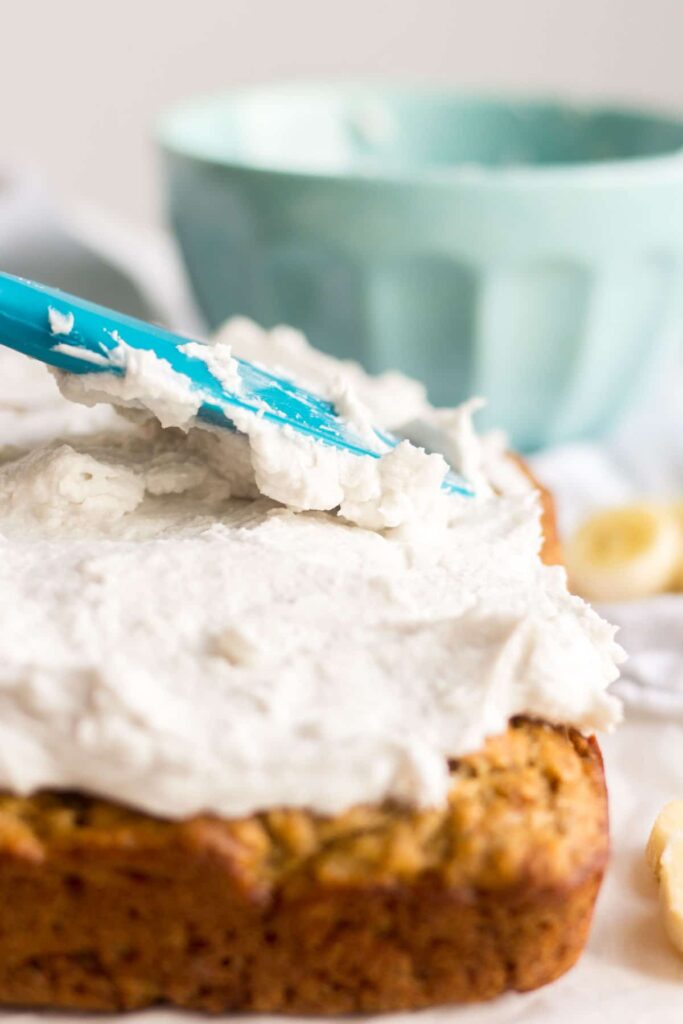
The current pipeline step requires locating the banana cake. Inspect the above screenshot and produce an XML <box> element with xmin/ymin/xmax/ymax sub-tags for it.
<box><xmin>0</xmin><ymin>318</ymin><xmax>622</xmax><ymax>1013</ymax></box>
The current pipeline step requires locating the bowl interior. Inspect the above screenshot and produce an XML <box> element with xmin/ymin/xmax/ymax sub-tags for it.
<box><xmin>160</xmin><ymin>85</ymin><xmax>683</xmax><ymax>177</ymax></box>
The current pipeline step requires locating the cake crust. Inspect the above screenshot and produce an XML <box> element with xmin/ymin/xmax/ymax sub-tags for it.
<box><xmin>0</xmin><ymin>721</ymin><xmax>607</xmax><ymax>1013</ymax></box>
<box><xmin>0</xmin><ymin>466</ymin><xmax>609</xmax><ymax>1014</ymax></box>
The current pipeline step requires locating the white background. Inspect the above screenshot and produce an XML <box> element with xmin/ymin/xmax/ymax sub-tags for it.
<box><xmin>1</xmin><ymin>0</ymin><xmax>683</xmax><ymax>226</ymax></box>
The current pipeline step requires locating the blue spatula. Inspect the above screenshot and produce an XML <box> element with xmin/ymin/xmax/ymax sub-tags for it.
<box><xmin>0</xmin><ymin>273</ymin><xmax>473</xmax><ymax>497</ymax></box>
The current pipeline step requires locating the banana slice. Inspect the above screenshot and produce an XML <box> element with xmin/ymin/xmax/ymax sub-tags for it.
<box><xmin>566</xmin><ymin>504</ymin><xmax>682</xmax><ymax>602</ymax></box>
<box><xmin>647</xmin><ymin>800</ymin><xmax>683</xmax><ymax>879</ymax></box>
<box><xmin>659</xmin><ymin>835</ymin><xmax>683</xmax><ymax>956</ymax></box>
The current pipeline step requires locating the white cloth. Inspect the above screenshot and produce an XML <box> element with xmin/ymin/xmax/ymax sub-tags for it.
<box><xmin>532</xmin><ymin>381</ymin><xmax>683</xmax><ymax>722</ymax></box>
<box><xmin>2</xmin><ymin>180</ymin><xmax>682</xmax><ymax>1021</ymax></box>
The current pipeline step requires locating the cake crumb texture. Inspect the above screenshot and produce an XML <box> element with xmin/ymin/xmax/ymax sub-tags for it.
<box><xmin>0</xmin><ymin>720</ymin><xmax>607</xmax><ymax>1014</ymax></box>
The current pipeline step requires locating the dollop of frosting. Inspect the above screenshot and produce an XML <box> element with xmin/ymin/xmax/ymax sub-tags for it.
<box><xmin>0</xmin><ymin>320</ymin><xmax>624</xmax><ymax>819</ymax></box>
<box><xmin>57</xmin><ymin>330</ymin><xmax>452</xmax><ymax>532</ymax></box>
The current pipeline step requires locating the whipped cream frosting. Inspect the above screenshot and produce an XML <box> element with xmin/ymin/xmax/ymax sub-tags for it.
<box><xmin>56</xmin><ymin>331</ymin><xmax>453</xmax><ymax>533</ymax></box>
<box><xmin>0</xmin><ymin>320</ymin><xmax>624</xmax><ymax>818</ymax></box>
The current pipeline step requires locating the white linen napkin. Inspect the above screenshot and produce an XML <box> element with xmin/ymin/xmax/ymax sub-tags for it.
<box><xmin>531</xmin><ymin>358</ymin><xmax>683</xmax><ymax>722</ymax></box>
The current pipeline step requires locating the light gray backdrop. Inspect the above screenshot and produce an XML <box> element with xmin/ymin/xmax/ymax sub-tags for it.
<box><xmin>1</xmin><ymin>0</ymin><xmax>682</xmax><ymax>226</ymax></box>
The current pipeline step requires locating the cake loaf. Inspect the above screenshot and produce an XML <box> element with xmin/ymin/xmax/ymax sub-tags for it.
<box><xmin>0</xmin><ymin>320</ymin><xmax>621</xmax><ymax>1014</ymax></box>
<box><xmin>0</xmin><ymin>472</ymin><xmax>609</xmax><ymax>1014</ymax></box>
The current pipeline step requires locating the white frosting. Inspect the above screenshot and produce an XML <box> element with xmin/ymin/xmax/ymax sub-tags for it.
<box><xmin>0</xmin><ymin>322</ymin><xmax>624</xmax><ymax>819</ymax></box>
<box><xmin>178</xmin><ymin>340</ymin><xmax>243</xmax><ymax>395</ymax></box>
<box><xmin>48</xmin><ymin>307</ymin><xmax>74</xmax><ymax>337</ymax></box>
<box><xmin>57</xmin><ymin>331</ymin><xmax>453</xmax><ymax>532</ymax></box>
<box><xmin>59</xmin><ymin>344</ymin><xmax>203</xmax><ymax>431</ymax></box>
<box><xmin>216</xmin><ymin>318</ymin><xmax>429</xmax><ymax>429</ymax></box>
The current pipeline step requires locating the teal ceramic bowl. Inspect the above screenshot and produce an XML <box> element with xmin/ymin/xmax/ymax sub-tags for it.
<box><xmin>158</xmin><ymin>84</ymin><xmax>683</xmax><ymax>450</ymax></box>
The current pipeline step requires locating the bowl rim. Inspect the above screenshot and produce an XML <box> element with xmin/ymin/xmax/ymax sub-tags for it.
<box><xmin>157</xmin><ymin>80</ymin><xmax>683</xmax><ymax>189</ymax></box>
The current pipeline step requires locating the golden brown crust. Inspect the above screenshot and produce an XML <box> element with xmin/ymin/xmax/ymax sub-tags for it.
<box><xmin>511</xmin><ymin>454</ymin><xmax>563</xmax><ymax>566</ymax></box>
<box><xmin>0</xmin><ymin>721</ymin><xmax>607</xmax><ymax>1013</ymax></box>
<box><xmin>0</xmin><ymin>467</ymin><xmax>607</xmax><ymax>1013</ymax></box>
